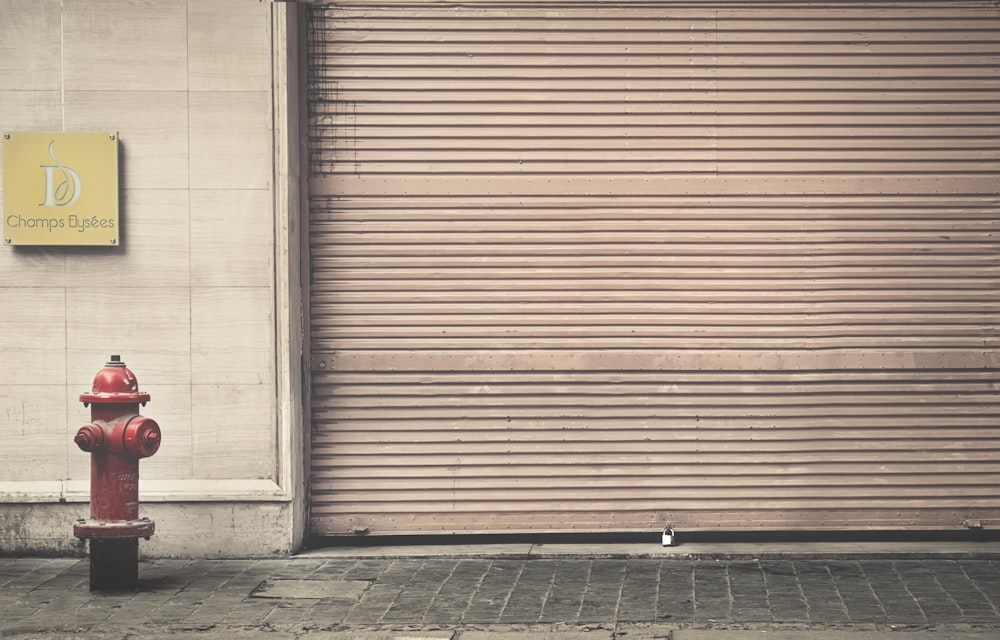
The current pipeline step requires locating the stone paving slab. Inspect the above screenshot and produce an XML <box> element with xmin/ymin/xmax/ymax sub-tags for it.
<box><xmin>252</xmin><ymin>578</ymin><xmax>372</xmax><ymax>600</ymax></box>
<box><xmin>297</xmin><ymin>634</ymin><xmax>456</xmax><ymax>640</ymax></box>
<box><xmin>459</xmin><ymin>632</ymin><xmax>612</xmax><ymax>640</ymax></box>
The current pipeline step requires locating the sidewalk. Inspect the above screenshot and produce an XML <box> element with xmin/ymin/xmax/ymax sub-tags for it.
<box><xmin>1</xmin><ymin>541</ymin><xmax>999</xmax><ymax>639</ymax></box>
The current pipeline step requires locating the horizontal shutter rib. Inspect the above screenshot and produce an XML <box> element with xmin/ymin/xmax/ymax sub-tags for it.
<box><xmin>307</xmin><ymin>0</ymin><xmax>1000</xmax><ymax>535</ymax></box>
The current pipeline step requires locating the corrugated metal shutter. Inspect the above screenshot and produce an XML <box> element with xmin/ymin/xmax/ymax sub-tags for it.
<box><xmin>306</xmin><ymin>1</ymin><xmax>1000</xmax><ymax>536</ymax></box>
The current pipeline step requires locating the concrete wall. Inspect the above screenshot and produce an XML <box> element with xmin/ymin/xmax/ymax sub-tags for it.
<box><xmin>0</xmin><ymin>0</ymin><xmax>303</xmax><ymax>556</ymax></box>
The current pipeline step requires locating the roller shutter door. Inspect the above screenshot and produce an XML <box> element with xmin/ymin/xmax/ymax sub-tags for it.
<box><xmin>306</xmin><ymin>0</ymin><xmax>1000</xmax><ymax>536</ymax></box>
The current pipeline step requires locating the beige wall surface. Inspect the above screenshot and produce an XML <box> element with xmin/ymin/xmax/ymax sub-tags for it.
<box><xmin>0</xmin><ymin>0</ymin><xmax>295</xmax><ymax>555</ymax></box>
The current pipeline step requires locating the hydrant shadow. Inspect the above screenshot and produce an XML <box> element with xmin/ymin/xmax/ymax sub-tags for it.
<box><xmin>132</xmin><ymin>574</ymin><xmax>191</xmax><ymax>594</ymax></box>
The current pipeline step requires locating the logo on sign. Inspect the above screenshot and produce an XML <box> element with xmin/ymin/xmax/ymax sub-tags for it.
<box><xmin>39</xmin><ymin>141</ymin><xmax>81</xmax><ymax>207</ymax></box>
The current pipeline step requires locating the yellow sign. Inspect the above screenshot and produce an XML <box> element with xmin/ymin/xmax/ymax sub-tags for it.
<box><xmin>2</xmin><ymin>131</ymin><xmax>119</xmax><ymax>246</ymax></box>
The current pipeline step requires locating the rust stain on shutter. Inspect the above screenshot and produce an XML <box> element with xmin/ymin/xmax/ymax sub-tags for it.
<box><xmin>306</xmin><ymin>1</ymin><xmax>1000</xmax><ymax>536</ymax></box>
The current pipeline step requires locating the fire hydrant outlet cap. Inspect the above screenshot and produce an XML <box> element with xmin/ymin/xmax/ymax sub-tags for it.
<box><xmin>74</xmin><ymin>424</ymin><xmax>105</xmax><ymax>452</ymax></box>
<box><xmin>124</xmin><ymin>417</ymin><xmax>161</xmax><ymax>459</ymax></box>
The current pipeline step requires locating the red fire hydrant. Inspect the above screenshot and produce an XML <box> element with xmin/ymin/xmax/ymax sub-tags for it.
<box><xmin>73</xmin><ymin>355</ymin><xmax>161</xmax><ymax>590</ymax></box>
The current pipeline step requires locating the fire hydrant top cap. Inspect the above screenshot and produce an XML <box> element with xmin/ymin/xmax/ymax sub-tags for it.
<box><xmin>80</xmin><ymin>355</ymin><xmax>151</xmax><ymax>404</ymax></box>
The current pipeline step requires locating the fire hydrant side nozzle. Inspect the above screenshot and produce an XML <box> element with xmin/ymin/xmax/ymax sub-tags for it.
<box><xmin>73</xmin><ymin>355</ymin><xmax>161</xmax><ymax>591</ymax></box>
<box><xmin>74</xmin><ymin>424</ymin><xmax>105</xmax><ymax>452</ymax></box>
<box><xmin>123</xmin><ymin>416</ymin><xmax>162</xmax><ymax>459</ymax></box>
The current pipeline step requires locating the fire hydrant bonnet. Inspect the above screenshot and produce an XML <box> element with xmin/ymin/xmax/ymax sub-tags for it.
<box><xmin>80</xmin><ymin>354</ymin><xmax>150</xmax><ymax>405</ymax></box>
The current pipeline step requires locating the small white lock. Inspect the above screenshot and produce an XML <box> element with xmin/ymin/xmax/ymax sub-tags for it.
<box><xmin>662</xmin><ymin>526</ymin><xmax>676</xmax><ymax>547</ymax></box>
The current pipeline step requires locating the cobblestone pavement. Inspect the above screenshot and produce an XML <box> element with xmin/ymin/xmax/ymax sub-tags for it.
<box><xmin>1</xmin><ymin>556</ymin><xmax>999</xmax><ymax>638</ymax></box>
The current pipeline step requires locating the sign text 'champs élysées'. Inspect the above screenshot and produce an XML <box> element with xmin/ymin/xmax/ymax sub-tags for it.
<box><xmin>2</xmin><ymin>131</ymin><xmax>119</xmax><ymax>246</ymax></box>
